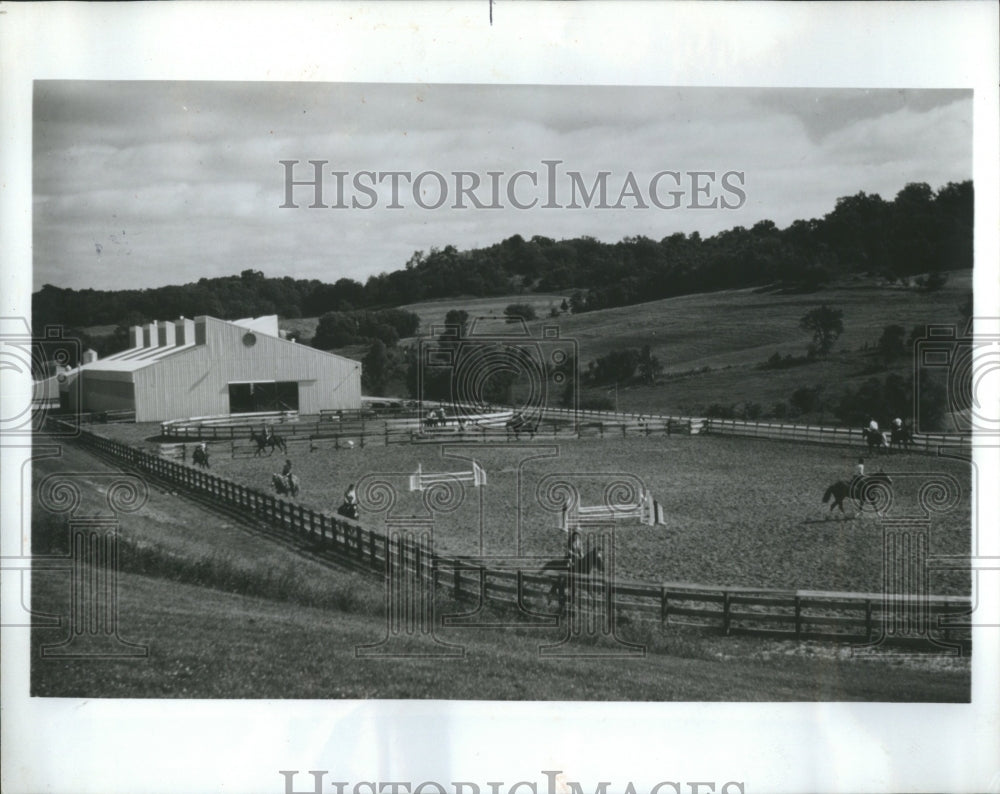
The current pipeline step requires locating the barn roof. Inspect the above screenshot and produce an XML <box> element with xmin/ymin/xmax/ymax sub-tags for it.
<box><xmin>71</xmin><ymin>315</ymin><xmax>355</xmax><ymax>375</ymax></box>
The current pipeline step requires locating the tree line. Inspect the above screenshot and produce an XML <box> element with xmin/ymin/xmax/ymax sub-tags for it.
<box><xmin>34</xmin><ymin>180</ymin><xmax>971</xmax><ymax>333</ymax></box>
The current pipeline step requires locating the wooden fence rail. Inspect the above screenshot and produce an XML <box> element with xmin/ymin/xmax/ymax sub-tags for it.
<box><xmin>158</xmin><ymin>407</ymin><xmax>969</xmax><ymax>456</ymax></box>
<box><xmin>48</xmin><ymin>418</ymin><xmax>971</xmax><ymax>648</ymax></box>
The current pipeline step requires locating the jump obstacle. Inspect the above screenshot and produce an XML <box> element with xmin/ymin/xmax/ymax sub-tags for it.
<box><xmin>561</xmin><ymin>490</ymin><xmax>665</xmax><ymax>531</ymax></box>
<box><xmin>409</xmin><ymin>461</ymin><xmax>488</xmax><ymax>492</ymax></box>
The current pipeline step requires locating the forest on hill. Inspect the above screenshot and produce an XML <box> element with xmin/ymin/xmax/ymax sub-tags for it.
<box><xmin>34</xmin><ymin>180</ymin><xmax>971</xmax><ymax>340</ymax></box>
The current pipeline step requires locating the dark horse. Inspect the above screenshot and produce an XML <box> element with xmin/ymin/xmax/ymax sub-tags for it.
<box><xmin>250</xmin><ymin>428</ymin><xmax>287</xmax><ymax>456</ymax></box>
<box><xmin>862</xmin><ymin>427</ymin><xmax>889</xmax><ymax>454</ymax></box>
<box><xmin>336</xmin><ymin>500</ymin><xmax>359</xmax><ymax>520</ymax></box>
<box><xmin>272</xmin><ymin>472</ymin><xmax>300</xmax><ymax>497</ymax></box>
<box><xmin>192</xmin><ymin>445</ymin><xmax>210</xmax><ymax>469</ymax></box>
<box><xmin>506</xmin><ymin>413</ymin><xmax>537</xmax><ymax>439</ymax></box>
<box><xmin>539</xmin><ymin>547</ymin><xmax>604</xmax><ymax>608</ymax></box>
<box><xmin>889</xmin><ymin>425</ymin><xmax>914</xmax><ymax>453</ymax></box>
<box><xmin>822</xmin><ymin>472</ymin><xmax>893</xmax><ymax>516</ymax></box>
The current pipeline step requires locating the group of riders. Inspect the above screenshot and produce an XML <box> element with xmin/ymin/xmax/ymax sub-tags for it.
<box><xmin>271</xmin><ymin>453</ymin><xmax>359</xmax><ymax>519</ymax></box>
<box><xmin>197</xmin><ymin>412</ymin><xmax>910</xmax><ymax>591</ymax></box>
<box><xmin>864</xmin><ymin>415</ymin><xmax>913</xmax><ymax>450</ymax></box>
<box><xmin>853</xmin><ymin>415</ymin><xmax>908</xmax><ymax>478</ymax></box>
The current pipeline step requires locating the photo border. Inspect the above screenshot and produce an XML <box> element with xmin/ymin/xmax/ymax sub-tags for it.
<box><xmin>2</xmin><ymin>3</ymin><xmax>998</xmax><ymax>793</ymax></box>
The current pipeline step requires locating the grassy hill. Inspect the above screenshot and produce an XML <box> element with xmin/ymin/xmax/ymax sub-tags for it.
<box><xmin>307</xmin><ymin>271</ymin><xmax>970</xmax><ymax>419</ymax></box>
<box><xmin>79</xmin><ymin>271</ymin><xmax>969</xmax><ymax>420</ymax></box>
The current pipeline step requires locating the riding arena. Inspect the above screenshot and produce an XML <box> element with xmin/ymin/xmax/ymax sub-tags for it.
<box><xmin>60</xmin><ymin>398</ymin><xmax>973</xmax><ymax>650</ymax></box>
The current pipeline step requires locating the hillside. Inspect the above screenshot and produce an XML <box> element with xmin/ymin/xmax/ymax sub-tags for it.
<box><xmin>313</xmin><ymin>270</ymin><xmax>968</xmax><ymax>420</ymax></box>
<box><xmin>74</xmin><ymin>269</ymin><xmax>969</xmax><ymax>423</ymax></box>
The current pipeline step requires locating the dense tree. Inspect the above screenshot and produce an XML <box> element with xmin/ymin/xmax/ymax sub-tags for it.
<box><xmin>800</xmin><ymin>305</ymin><xmax>844</xmax><ymax>357</ymax></box>
<box><xmin>504</xmin><ymin>303</ymin><xmax>537</xmax><ymax>323</ymax></box>
<box><xmin>877</xmin><ymin>324</ymin><xmax>907</xmax><ymax>366</ymax></box>
<box><xmin>362</xmin><ymin>340</ymin><xmax>390</xmax><ymax>395</ymax></box>
<box><xmin>636</xmin><ymin>345</ymin><xmax>662</xmax><ymax>385</ymax></box>
<box><xmin>32</xmin><ymin>180</ymin><xmax>971</xmax><ymax>332</ymax></box>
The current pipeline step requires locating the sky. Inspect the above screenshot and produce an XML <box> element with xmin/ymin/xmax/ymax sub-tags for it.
<box><xmin>33</xmin><ymin>82</ymin><xmax>972</xmax><ymax>292</ymax></box>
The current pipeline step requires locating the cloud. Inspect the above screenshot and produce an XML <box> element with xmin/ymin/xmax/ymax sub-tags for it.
<box><xmin>33</xmin><ymin>82</ymin><xmax>973</xmax><ymax>291</ymax></box>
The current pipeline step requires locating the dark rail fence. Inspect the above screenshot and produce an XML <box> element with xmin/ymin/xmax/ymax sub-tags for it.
<box><xmin>48</xmin><ymin>418</ymin><xmax>972</xmax><ymax>648</ymax></box>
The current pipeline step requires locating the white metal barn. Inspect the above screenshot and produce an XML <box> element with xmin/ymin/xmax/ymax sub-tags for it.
<box><xmin>63</xmin><ymin>315</ymin><xmax>362</xmax><ymax>421</ymax></box>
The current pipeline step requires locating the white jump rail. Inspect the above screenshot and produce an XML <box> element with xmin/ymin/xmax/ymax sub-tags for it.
<box><xmin>562</xmin><ymin>490</ymin><xmax>665</xmax><ymax>531</ymax></box>
<box><xmin>409</xmin><ymin>461</ymin><xmax>487</xmax><ymax>492</ymax></box>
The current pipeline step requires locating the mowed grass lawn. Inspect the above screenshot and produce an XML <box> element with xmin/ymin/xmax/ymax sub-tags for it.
<box><xmin>29</xmin><ymin>565</ymin><xmax>970</xmax><ymax>701</ymax></box>
<box><xmin>134</xmin><ymin>430</ymin><xmax>972</xmax><ymax>597</ymax></box>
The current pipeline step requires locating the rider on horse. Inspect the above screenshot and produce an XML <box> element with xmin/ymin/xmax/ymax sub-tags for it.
<box><xmin>280</xmin><ymin>458</ymin><xmax>293</xmax><ymax>489</ymax></box>
<box><xmin>337</xmin><ymin>483</ymin><xmax>359</xmax><ymax>519</ymax></box>
<box><xmin>851</xmin><ymin>456</ymin><xmax>865</xmax><ymax>489</ymax></box>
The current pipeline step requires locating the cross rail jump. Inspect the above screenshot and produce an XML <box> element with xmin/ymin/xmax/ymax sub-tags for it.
<box><xmin>408</xmin><ymin>461</ymin><xmax>488</xmax><ymax>492</ymax></box>
<box><xmin>561</xmin><ymin>490</ymin><xmax>665</xmax><ymax>531</ymax></box>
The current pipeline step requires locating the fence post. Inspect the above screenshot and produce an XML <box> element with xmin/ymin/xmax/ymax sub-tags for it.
<box><xmin>454</xmin><ymin>564</ymin><xmax>462</xmax><ymax>598</ymax></box>
<box><xmin>794</xmin><ymin>595</ymin><xmax>803</xmax><ymax>637</ymax></box>
<box><xmin>369</xmin><ymin>531</ymin><xmax>377</xmax><ymax>567</ymax></box>
<box><xmin>865</xmin><ymin>599</ymin><xmax>874</xmax><ymax>641</ymax></box>
<box><xmin>722</xmin><ymin>591</ymin><xmax>731</xmax><ymax>635</ymax></box>
<box><xmin>660</xmin><ymin>586</ymin><xmax>669</xmax><ymax>626</ymax></box>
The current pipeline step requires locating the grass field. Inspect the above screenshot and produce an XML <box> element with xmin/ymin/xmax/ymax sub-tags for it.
<box><xmin>82</xmin><ymin>272</ymin><xmax>970</xmax><ymax>419</ymax></box>
<box><xmin>275</xmin><ymin>272</ymin><xmax>970</xmax><ymax>417</ymax></box>
<box><xmin>95</xmin><ymin>423</ymin><xmax>973</xmax><ymax>597</ymax></box>
<box><xmin>30</xmin><ymin>441</ymin><xmax>971</xmax><ymax>701</ymax></box>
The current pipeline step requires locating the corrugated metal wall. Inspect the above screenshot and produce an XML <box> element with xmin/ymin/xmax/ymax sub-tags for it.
<box><xmin>81</xmin><ymin>371</ymin><xmax>137</xmax><ymax>413</ymax></box>
<box><xmin>132</xmin><ymin>317</ymin><xmax>362</xmax><ymax>421</ymax></box>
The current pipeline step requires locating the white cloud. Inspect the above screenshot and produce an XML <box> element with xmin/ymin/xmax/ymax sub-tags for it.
<box><xmin>33</xmin><ymin>83</ymin><xmax>972</xmax><ymax>291</ymax></box>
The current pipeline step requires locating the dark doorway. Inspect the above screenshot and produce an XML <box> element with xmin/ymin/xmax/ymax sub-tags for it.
<box><xmin>228</xmin><ymin>381</ymin><xmax>299</xmax><ymax>413</ymax></box>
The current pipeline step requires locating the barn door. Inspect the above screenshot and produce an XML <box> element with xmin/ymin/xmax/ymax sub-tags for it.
<box><xmin>228</xmin><ymin>381</ymin><xmax>299</xmax><ymax>413</ymax></box>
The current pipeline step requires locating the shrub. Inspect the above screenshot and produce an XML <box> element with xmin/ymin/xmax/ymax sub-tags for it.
<box><xmin>706</xmin><ymin>403</ymin><xmax>736</xmax><ymax>419</ymax></box>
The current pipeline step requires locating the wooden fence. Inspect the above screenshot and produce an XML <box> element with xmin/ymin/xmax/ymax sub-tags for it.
<box><xmin>160</xmin><ymin>409</ymin><xmax>702</xmax><ymax>452</ymax></box>
<box><xmin>50</xmin><ymin>418</ymin><xmax>972</xmax><ymax>648</ymax></box>
<box><xmin>702</xmin><ymin>418</ymin><xmax>970</xmax><ymax>452</ymax></box>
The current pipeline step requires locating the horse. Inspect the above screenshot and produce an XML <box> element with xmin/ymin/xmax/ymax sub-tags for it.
<box><xmin>822</xmin><ymin>472</ymin><xmax>893</xmax><ymax>516</ymax></box>
<box><xmin>889</xmin><ymin>425</ymin><xmax>914</xmax><ymax>454</ymax></box>
<box><xmin>192</xmin><ymin>445</ymin><xmax>210</xmax><ymax>469</ymax></box>
<box><xmin>506</xmin><ymin>413</ymin><xmax>537</xmax><ymax>439</ymax></box>
<box><xmin>539</xmin><ymin>547</ymin><xmax>604</xmax><ymax>608</ymax></box>
<box><xmin>250</xmin><ymin>428</ymin><xmax>286</xmax><ymax>456</ymax></box>
<box><xmin>423</xmin><ymin>409</ymin><xmax>447</xmax><ymax>430</ymax></box>
<box><xmin>272</xmin><ymin>472</ymin><xmax>300</xmax><ymax>497</ymax></box>
<box><xmin>336</xmin><ymin>500</ymin><xmax>359</xmax><ymax>520</ymax></box>
<box><xmin>862</xmin><ymin>427</ymin><xmax>889</xmax><ymax>454</ymax></box>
